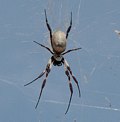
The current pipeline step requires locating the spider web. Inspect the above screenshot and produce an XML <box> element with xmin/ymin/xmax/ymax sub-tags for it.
<box><xmin>0</xmin><ymin>0</ymin><xmax>120</xmax><ymax>122</ymax></box>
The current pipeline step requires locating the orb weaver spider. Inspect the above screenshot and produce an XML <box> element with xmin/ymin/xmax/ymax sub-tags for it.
<box><xmin>24</xmin><ymin>9</ymin><xmax>81</xmax><ymax>114</ymax></box>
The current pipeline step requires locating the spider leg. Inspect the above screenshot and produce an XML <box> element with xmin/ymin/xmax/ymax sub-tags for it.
<box><xmin>62</xmin><ymin>58</ymin><xmax>73</xmax><ymax>114</ymax></box>
<box><xmin>35</xmin><ymin>58</ymin><xmax>53</xmax><ymax>108</ymax></box>
<box><xmin>24</xmin><ymin>71</ymin><xmax>45</xmax><ymax>86</ymax></box>
<box><xmin>66</xmin><ymin>12</ymin><xmax>72</xmax><ymax>39</ymax></box>
<box><xmin>35</xmin><ymin>73</ymin><xmax>47</xmax><ymax>108</ymax></box>
<box><xmin>33</xmin><ymin>41</ymin><xmax>53</xmax><ymax>54</ymax></box>
<box><xmin>44</xmin><ymin>9</ymin><xmax>52</xmax><ymax>42</ymax></box>
<box><xmin>64</xmin><ymin>59</ymin><xmax>81</xmax><ymax>97</ymax></box>
<box><xmin>62</xmin><ymin>47</ymin><xmax>82</xmax><ymax>55</ymax></box>
<box><xmin>64</xmin><ymin>65</ymin><xmax>73</xmax><ymax>114</ymax></box>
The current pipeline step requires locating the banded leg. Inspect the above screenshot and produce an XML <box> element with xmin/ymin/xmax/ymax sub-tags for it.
<box><xmin>35</xmin><ymin>58</ymin><xmax>53</xmax><ymax>108</ymax></box>
<box><xmin>62</xmin><ymin>59</ymin><xmax>73</xmax><ymax>114</ymax></box>
<box><xmin>64</xmin><ymin>59</ymin><xmax>81</xmax><ymax>97</ymax></box>
<box><xmin>24</xmin><ymin>71</ymin><xmax>45</xmax><ymax>86</ymax></box>
<box><xmin>24</xmin><ymin>58</ymin><xmax>53</xmax><ymax>108</ymax></box>
<box><xmin>66</xmin><ymin>12</ymin><xmax>72</xmax><ymax>39</ymax></box>
<box><xmin>64</xmin><ymin>65</ymin><xmax>73</xmax><ymax>114</ymax></box>
<box><xmin>44</xmin><ymin>9</ymin><xmax>52</xmax><ymax>42</ymax></box>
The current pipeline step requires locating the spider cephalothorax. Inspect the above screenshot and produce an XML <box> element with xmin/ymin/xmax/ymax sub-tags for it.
<box><xmin>24</xmin><ymin>9</ymin><xmax>82</xmax><ymax>114</ymax></box>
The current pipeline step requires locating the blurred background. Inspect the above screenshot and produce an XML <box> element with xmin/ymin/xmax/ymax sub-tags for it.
<box><xmin>0</xmin><ymin>0</ymin><xmax>120</xmax><ymax>121</ymax></box>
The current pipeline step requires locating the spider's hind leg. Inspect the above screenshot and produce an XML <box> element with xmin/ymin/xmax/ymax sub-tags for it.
<box><xmin>44</xmin><ymin>9</ymin><xmax>52</xmax><ymax>42</ymax></box>
<box><xmin>66</xmin><ymin>12</ymin><xmax>72</xmax><ymax>39</ymax></box>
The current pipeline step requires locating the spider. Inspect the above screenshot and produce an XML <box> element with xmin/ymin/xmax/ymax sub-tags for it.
<box><xmin>24</xmin><ymin>9</ymin><xmax>82</xmax><ymax>114</ymax></box>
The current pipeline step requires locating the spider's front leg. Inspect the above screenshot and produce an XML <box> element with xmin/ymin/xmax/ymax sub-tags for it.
<box><xmin>63</xmin><ymin>59</ymin><xmax>73</xmax><ymax>114</ymax></box>
<box><xmin>64</xmin><ymin>59</ymin><xmax>81</xmax><ymax>97</ymax></box>
<box><xmin>35</xmin><ymin>58</ymin><xmax>53</xmax><ymax>108</ymax></box>
<box><xmin>62</xmin><ymin>59</ymin><xmax>81</xmax><ymax>114</ymax></box>
<box><xmin>24</xmin><ymin>57</ymin><xmax>54</xmax><ymax>108</ymax></box>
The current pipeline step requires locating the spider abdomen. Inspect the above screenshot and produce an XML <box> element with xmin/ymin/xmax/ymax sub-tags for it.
<box><xmin>52</xmin><ymin>31</ymin><xmax>67</xmax><ymax>54</ymax></box>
